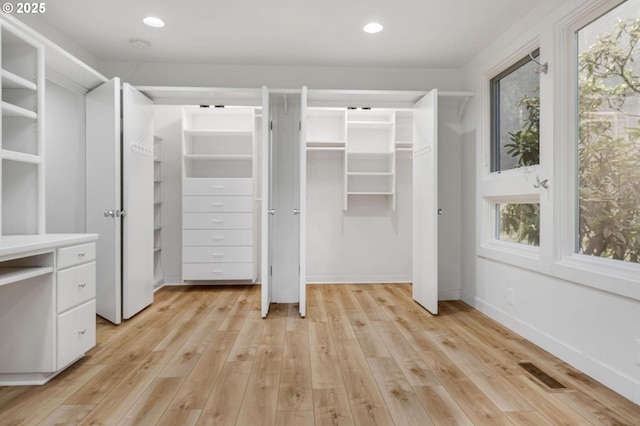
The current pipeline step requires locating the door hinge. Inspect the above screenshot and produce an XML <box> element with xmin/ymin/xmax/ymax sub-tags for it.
<box><xmin>299</xmin><ymin>121</ymin><xmax>301</xmax><ymax>131</ymax></box>
<box><xmin>104</xmin><ymin>209</ymin><xmax>126</xmax><ymax>218</ymax></box>
<box><xmin>270</xmin><ymin>265</ymin><xmax>273</xmax><ymax>276</ymax></box>
<box><xmin>270</xmin><ymin>121</ymin><xmax>273</xmax><ymax>131</ymax></box>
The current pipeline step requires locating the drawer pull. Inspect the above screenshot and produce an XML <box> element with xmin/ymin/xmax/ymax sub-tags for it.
<box><xmin>78</xmin><ymin>329</ymin><xmax>86</xmax><ymax>335</ymax></box>
<box><xmin>78</xmin><ymin>282</ymin><xmax>86</xmax><ymax>288</ymax></box>
<box><xmin>212</xmin><ymin>219</ymin><xmax>224</xmax><ymax>224</ymax></box>
<box><xmin>78</xmin><ymin>252</ymin><xmax>86</xmax><ymax>257</ymax></box>
<box><xmin>212</xmin><ymin>270</ymin><xmax>224</xmax><ymax>275</ymax></box>
<box><xmin>212</xmin><ymin>253</ymin><xmax>224</xmax><ymax>258</ymax></box>
<box><xmin>212</xmin><ymin>236</ymin><xmax>224</xmax><ymax>241</ymax></box>
<box><xmin>212</xmin><ymin>203</ymin><xmax>224</xmax><ymax>207</ymax></box>
<box><xmin>212</xmin><ymin>186</ymin><xmax>224</xmax><ymax>190</ymax></box>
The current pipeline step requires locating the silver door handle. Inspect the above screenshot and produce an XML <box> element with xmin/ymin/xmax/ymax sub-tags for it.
<box><xmin>293</xmin><ymin>209</ymin><xmax>300</xmax><ymax>215</ymax></box>
<box><xmin>268</xmin><ymin>209</ymin><xmax>276</xmax><ymax>215</ymax></box>
<box><xmin>104</xmin><ymin>210</ymin><xmax>115</xmax><ymax>217</ymax></box>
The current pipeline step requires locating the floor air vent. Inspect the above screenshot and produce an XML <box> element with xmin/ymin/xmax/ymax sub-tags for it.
<box><xmin>518</xmin><ymin>362</ymin><xmax>566</xmax><ymax>389</ymax></box>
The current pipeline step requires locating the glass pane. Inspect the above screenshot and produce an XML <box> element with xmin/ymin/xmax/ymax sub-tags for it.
<box><xmin>577</xmin><ymin>0</ymin><xmax>640</xmax><ymax>264</ymax></box>
<box><xmin>491</xmin><ymin>54</ymin><xmax>540</xmax><ymax>172</ymax></box>
<box><xmin>497</xmin><ymin>203</ymin><xmax>540</xmax><ymax>246</ymax></box>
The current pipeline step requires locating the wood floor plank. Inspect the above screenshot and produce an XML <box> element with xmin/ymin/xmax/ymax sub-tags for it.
<box><xmin>278</xmin><ymin>329</ymin><xmax>313</xmax><ymax>412</ymax></box>
<box><xmin>1</xmin><ymin>284</ymin><xmax>637</xmax><ymax>426</ymax></box>
<box><xmin>275</xmin><ymin>410</ymin><xmax>315</xmax><ymax>426</ymax></box>
<box><xmin>156</xmin><ymin>409</ymin><xmax>202</xmax><ymax>426</ymax></box>
<box><xmin>197</xmin><ymin>360</ymin><xmax>253</xmax><ymax>426</ymax></box>
<box><xmin>374</xmin><ymin>319</ymin><xmax>440</xmax><ymax>387</ymax></box>
<box><xmin>339</xmin><ymin>354</ymin><xmax>394</xmax><ymax>426</ymax></box>
<box><xmin>367</xmin><ymin>357</ymin><xmax>435</xmax><ymax>426</ymax></box>
<box><xmin>168</xmin><ymin>330</ymin><xmax>239</xmax><ymax>411</ymax></box>
<box><xmin>118</xmin><ymin>377</ymin><xmax>184</xmax><ymax>425</ymax></box>
<box><xmin>37</xmin><ymin>404</ymin><xmax>95</xmax><ymax>425</ymax></box>
<box><xmin>413</xmin><ymin>385</ymin><xmax>474</xmax><ymax>426</ymax></box>
<box><xmin>308</xmin><ymin>321</ymin><xmax>345</xmax><ymax>389</ymax></box>
<box><xmin>313</xmin><ymin>388</ymin><xmax>355</xmax><ymax>426</ymax></box>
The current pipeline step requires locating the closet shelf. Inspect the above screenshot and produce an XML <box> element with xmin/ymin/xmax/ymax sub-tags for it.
<box><xmin>346</xmin><ymin>151</ymin><xmax>393</xmax><ymax>157</ymax></box>
<box><xmin>307</xmin><ymin>147</ymin><xmax>345</xmax><ymax>152</ymax></box>
<box><xmin>347</xmin><ymin>191</ymin><xmax>394</xmax><ymax>196</ymax></box>
<box><xmin>183</xmin><ymin>129</ymin><xmax>252</xmax><ymax>137</ymax></box>
<box><xmin>347</xmin><ymin>172</ymin><xmax>393</xmax><ymax>176</ymax></box>
<box><xmin>184</xmin><ymin>154</ymin><xmax>253</xmax><ymax>161</ymax></box>
<box><xmin>1</xmin><ymin>101</ymin><xmax>37</xmax><ymax>119</ymax></box>
<box><xmin>306</xmin><ymin>140</ymin><xmax>345</xmax><ymax>147</ymax></box>
<box><xmin>0</xmin><ymin>267</ymin><xmax>53</xmax><ymax>288</ymax></box>
<box><xmin>1</xmin><ymin>69</ymin><xmax>37</xmax><ymax>91</ymax></box>
<box><xmin>347</xmin><ymin>121</ymin><xmax>393</xmax><ymax>129</ymax></box>
<box><xmin>1</xmin><ymin>149</ymin><xmax>42</xmax><ymax>164</ymax></box>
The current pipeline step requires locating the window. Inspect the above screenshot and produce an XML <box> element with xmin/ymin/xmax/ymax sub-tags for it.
<box><xmin>576</xmin><ymin>0</ymin><xmax>640</xmax><ymax>264</ymax></box>
<box><xmin>485</xmin><ymin>50</ymin><xmax>542</xmax><ymax>249</ymax></box>
<box><xmin>497</xmin><ymin>203</ymin><xmax>540</xmax><ymax>246</ymax></box>
<box><xmin>490</xmin><ymin>51</ymin><xmax>540</xmax><ymax>172</ymax></box>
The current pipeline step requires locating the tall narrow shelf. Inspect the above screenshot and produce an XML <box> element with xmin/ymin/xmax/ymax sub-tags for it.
<box><xmin>1</xmin><ymin>22</ymin><xmax>45</xmax><ymax>235</ymax></box>
<box><xmin>182</xmin><ymin>107</ymin><xmax>258</xmax><ymax>282</ymax></box>
<box><xmin>153</xmin><ymin>136</ymin><xmax>163</xmax><ymax>288</ymax></box>
<box><xmin>344</xmin><ymin>109</ymin><xmax>396</xmax><ymax>210</ymax></box>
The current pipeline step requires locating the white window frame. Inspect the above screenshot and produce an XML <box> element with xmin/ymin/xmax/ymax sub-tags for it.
<box><xmin>551</xmin><ymin>0</ymin><xmax>640</xmax><ymax>299</ymax></box>
<box><xmin>478</xmin><ymin>38</ymin><xmax>544</xmax><ymax>270</ymax></box>
<box><xmin>477</xmin><ymin>0</ymin><xmax>640</xmax><ymax>302</ymax></box>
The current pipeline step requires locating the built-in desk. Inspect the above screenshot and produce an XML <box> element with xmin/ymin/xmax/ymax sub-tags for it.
<box><xmin>0</xmin><ymin>234</ymin><xmax>98</xmax><ymax>385</ymax></box>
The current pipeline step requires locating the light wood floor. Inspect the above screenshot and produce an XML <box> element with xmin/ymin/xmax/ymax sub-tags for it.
<box><xmin>1</xmin><ymin>284</ymin><xmax>639</xmax><ymax>425</ymax></box>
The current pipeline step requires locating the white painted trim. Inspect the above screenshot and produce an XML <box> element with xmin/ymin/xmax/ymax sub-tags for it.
<box><xmin>461</xmin><ymin>289</ymin><xmax>640</xmax><ymax>405</ymax></box>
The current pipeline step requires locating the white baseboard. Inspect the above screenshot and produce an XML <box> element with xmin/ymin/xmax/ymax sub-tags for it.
<box><xmin>306</xmin><ymin>275</ymin><xmax>412</xmax><ymax>284</ymax></box>
<box><xmin>461</xmin><ymin>289</ymin><xmax>640</xmax><ymax>405</ymax></box>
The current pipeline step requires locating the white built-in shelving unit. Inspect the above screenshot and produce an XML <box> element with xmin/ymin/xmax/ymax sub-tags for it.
<box><xmin>182</xmin><ymin>107</ymin><xmax>258</xmax><ymax>282</ymax></box>
<box><xmin>153</xmin><ymin>136</ymin><xmax>163</xmax><ymax>288</ymax></box>
<box><xmin>306</xmin><ymin>106</ymin><xmax>414</xmax><ymax>210</ymax></box>
<box><xmin>0</xmin><ymin>22</ymin><xmax>45</xmax><ymax>235</ymax></box>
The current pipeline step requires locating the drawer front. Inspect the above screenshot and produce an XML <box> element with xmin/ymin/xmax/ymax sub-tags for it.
<box><xmin>57</xmin><ymin>262</ymin><xmax>96</xmax><ymax>313</ymax></box>
<box><xmin>57</xmin><ymin>299</ymin><xmax>96</xmax><ymax>370</ymax></box>
<box><xmin>57</xmin><ymin>243</ymin><xmax>96</xmax><ymax>269</ymax></box>
<box><xmin>183</xmin><ymin>178</ymin><xmax>252</xmax><ymax>196</ymax></box>
<box><xmin>183</xmin><ymin>213</ymin><xmax>253</xmax><ymax>230</ymax></box>
<box><xmin>183</xmin><ymin>246</ymin><xmax>253</xmax><ymax>263</ymax></box>
<box><xmin>183</xmin><ymin>230</ymin><xmax>253</xmax><ymax>246</ymax></box>
<box><xmin>183</xmin><ymin>196</ymin><xmax>254</xmax><ymax>213</ymax></box>
<box><xmin>183</xmin><ymin>263</ymin><xmax>254</xmax><ymax>280</ymax></box>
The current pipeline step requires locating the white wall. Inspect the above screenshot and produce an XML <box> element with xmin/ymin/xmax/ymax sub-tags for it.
<box><xmin>45</xmin><ymin>81</ymin><xmax>86</xmax><ymax>233</ymax></box>
<box><xmin>461</xmin><ymin>0</ymin><xmax>640</xmax><ymax>404</ymax></box>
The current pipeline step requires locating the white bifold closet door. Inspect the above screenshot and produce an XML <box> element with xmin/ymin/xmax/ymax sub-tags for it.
<box><xmin>261</xmin><ymin>88</ymin><xmax>306</xmax><ymax>318</ymax></box>
<box><xmin>412</xmin><ymin>89</ymin><xmax>438</xmax><ymax>315</ymax></box>
<box><xmin>86</xmin><ymin>79</ymin><xmax>154</xmax><ymax>324</ymax></box>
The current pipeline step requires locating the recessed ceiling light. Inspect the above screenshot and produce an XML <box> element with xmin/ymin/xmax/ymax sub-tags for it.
<box><xmin>130</xmin><ymin>39</ymin><xmax>151</xmax><ymax>50</ymax></box>
<box><xmin>363</xmin><ymin>22</ymin><xmax>383</xmax><ymax>34</ymax></box>
<box><xmin>143</xmin><ymin>16</ymin><xmax>165</xmax><ymax>28</ymax></box>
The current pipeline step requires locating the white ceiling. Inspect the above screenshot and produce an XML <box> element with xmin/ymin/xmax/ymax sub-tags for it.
<box><xmin>22</xmin><ymin>0</ymin><xmax>544</xmax><ymax>68</ymax></box>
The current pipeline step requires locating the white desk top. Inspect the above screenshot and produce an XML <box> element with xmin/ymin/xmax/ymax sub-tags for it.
<box><xmin>0</xmin><ymin>234</ymin><xmax>98</xmax><ymax>259</ymax></box>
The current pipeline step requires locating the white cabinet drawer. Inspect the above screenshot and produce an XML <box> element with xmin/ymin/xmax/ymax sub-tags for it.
<box><xmin>183</xmin><ymin>213</ymin><xmax>253</xmax><ymax>230</ymax></box>
<box><xmin>183</xmin><ymin>230</ymin><xmax>253</xmax><ymax>246</ymax></box>
<box><xmin>183</xmin><ymin>263</ymin><xmax>254</xmax><ymax>280</ymax></box>
<box><xmin>183</xmin><ymin>196</ymin><xmax>253</xmax><ymax>213</ymax></box>
<box><xmin>57</xmin><ymin>262</ymin><xmax>96</xmax><ymax>313</ymax></box>
<box><xmin>57</xmin><ymin>243</ymin><xmax>96</xmax><ymax>269</ymax></box>
<box><xmin>57</xmin><ymin>299</ymin><xmax>96</xmax><ymax>370</ymax></box>
<box><xmin>183</xmin><ymin>178</ymin><xmax>252</xmax><ymax>196</ymax></box>
<box><xmin>183</xmin><ymin>246</ymin><xmax>253</xmax><ymax>263</ymax></box>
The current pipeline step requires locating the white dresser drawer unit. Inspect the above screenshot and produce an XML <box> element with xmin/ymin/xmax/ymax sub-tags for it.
<box><xmin>183</xmin><ymin>212</ymin><xmax>253</xmax><ymax>230</ymax></box>
<box><xmin>183</xmin><ymin>263</ymin><xmax>254</xmax><ymax>280</ymax></box>
<box><xmin>183</xmin><ymin>178</ymin><xmax>253</xmax><ymax>196</ymax></box>
<box><xmin>183</xmin><ymin>246</ymin><xmax>253</xmax><ymax>263</ymax></box>
<box><xmin>56</xmin><ymin>299</ymin><xmax>96</xmax><ymax>369</ymax></box>
<box><xmin>57</xmin><ymin>261</ymin><xmax>96</xmax><ymax>313</ymax></box>
<box><xmin>183</xmin><ymin>195</ymin><xmax>254</xmax><ymax>213</ymax></box>
<box><xmin>183</xmin><ymin>230</ymin><xmax>253</xmax><ymax>246</ymax></box>
<box><xmin>57</xmin><ymin>243</ymin><xmax>96</xmax><ymax>269</ymax></box>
